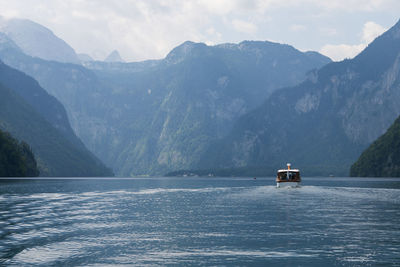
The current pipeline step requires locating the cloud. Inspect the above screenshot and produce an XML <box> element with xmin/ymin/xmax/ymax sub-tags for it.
<box><xmin>0</xmin><ymin>0</ymin><xmax>398</xmax><ymax>62</ymax></box>
<box><xmin>315</xmin><ymin>0</ymin><xmax>398</xmax><ymax>11</ymax></box>
<box><xmin>320</xmin><ymin>43</ymin><xmax>366</xmax><ymax>61</ymax></box>
<box><xmin>290</xmin><ymin>24</ymin><xmax>306</xmax><ymax>32</ymax></box>
<box><xmin>0</xmin><ymin>1</ymin><xmax>212</xmax><ymax>60</ymax></box>
<box><xmin>232</xmin><ymin>19</ymin><xmax>257</xmax><ymax>34</ymax></box>
<box><xmin>320</xmin><ymin>27</ymin><xmax>338</xmax><ymax>36</ymax></box>
<box><xmin>362</xmin><ymin>21</ymin><xmax>386</xmax><ymax>43</ymax></box>
<box><xmin>198</xmin><ymin>0</ymin><xmax>237</xmax><ymax>15</ymax></box>
<box><xmin>320</xmin><ymin>21</ymin><xmax>387</xmax><ymax>61</ymax></box>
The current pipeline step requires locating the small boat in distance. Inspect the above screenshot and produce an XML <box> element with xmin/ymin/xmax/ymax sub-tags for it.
<box><xmin>276</xmin><ymin>163</ymin><xmax>301</xmax><ymax>188</ymax></box>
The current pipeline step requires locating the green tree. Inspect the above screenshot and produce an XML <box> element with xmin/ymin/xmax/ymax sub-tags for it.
<box><xmin>0</xmin><ymin>129</ymin><xmax>39</xmax><ymax>177</ymax></box>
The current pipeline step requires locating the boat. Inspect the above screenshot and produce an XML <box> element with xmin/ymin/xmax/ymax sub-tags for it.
<box><xmin>276</xmin><ymin>163</ymin><xmax>301</xmax><ymax>188</ymax></box>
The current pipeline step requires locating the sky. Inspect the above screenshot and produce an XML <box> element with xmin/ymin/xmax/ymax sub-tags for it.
<box><xmin>0</xmin><ymin>0</ymin><xmax>399</xmax><ymax>62</ymax></box>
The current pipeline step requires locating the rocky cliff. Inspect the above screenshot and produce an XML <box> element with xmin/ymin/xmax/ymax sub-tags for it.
<box><xmin>199</xmin><ymin>19</ymin><xmax>400</xmax><ymax>176</ymax></box>
<box><xmin>0</xmin><ymin>30</ymin><xmax>331</xmax><ymax>176</ymax></box>
<box><xmin>0</xmin><ymin>60</ymin><xmax>113</xmax><ymax>176</ymax></box>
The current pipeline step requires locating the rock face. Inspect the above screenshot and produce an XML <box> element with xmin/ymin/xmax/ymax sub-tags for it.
<box><xmin>82</xmin><ymin>41</ymin><xmax>330</xmax><ymax>175</ymax></box>
<box><xmin>350</xmin><ymin>116</ymin><xmax>400</xmax><ymax>177</ymax></box>
<box><xmin>0</xmin><ymin>17</ymin><xmax>80</xmax><ymax>64</ymax></box>
<box><xmin>0</xmin><ymin>23</ymin><xmax>331</xmax><ymax>176</ymax></box>
<box><xmin>0</xmin><ymin>60</ymin><xmax>113</xmax><ymax>177</ymax></box>
<box><xmin>200</xmin><ymin>19</ymin><xmax>400</xmax><ymax>176</ymax></box>
<box><xmin>0</xmin><ymin>52</ymin><xmax>79</xmax><ymax>147</ymax></box>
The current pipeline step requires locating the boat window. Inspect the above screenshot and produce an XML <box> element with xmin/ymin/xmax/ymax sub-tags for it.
<box><xmin>278</xmin><ymin>172</ymin><xmax>287</xmax><ymax>179</ymax></box>
<box><xmin>278</xmin><ymin>171</ymin><xmax>300</xmax><ymax>180</ymax></box>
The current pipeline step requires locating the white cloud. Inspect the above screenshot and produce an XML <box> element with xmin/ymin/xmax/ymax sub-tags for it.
<box><xmin>320</xmin><ymin>27</ymin><xmax>338</xmax><ymax>36</ymax></box>
<box><xmin>198</xmin><ymin>0</ymin><xmax>237</xmax><ymax>15</ymax></box>
<box><xmin>320</xmin><ymin>43</ymin><xmax>366</xmax><ymax>61</ymax></box>
<box><xmin>0</xmin><ymin>0</ymin><xmax>398</xmax><ymax>61</ymax></box>
<box><xmin>232</xmin><ymin>19</ymin><xmax>257</xmax><ymax>34</ymax></box>
<box><xmin>315</xmin><ymin>0</ymin><xmax>397</xmax><ymax>11</ymax></box>
<box><xmin>362</xmin><ymin>21</ymin><xmax>386</xmax><ymax>43</ymax></box>
<box><xmin>320</xmin><ymin>21</ymin><xmax>387</xmax><ymax>61</ymax></box>
<box><xmin>197</xmin><ymin>0</ymin><xmax>397</xmax><ymax>13</ymax></box>
<box><xmin>290</xmin><ymin>24</ymin><xmax>306</xmax><ymax>32</ymax></box>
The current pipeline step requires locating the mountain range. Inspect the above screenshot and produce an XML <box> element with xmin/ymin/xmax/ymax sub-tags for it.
<box><xmin>0</xmin><ymin>57</ymin><xmax>112</xmax><ymax>176</ymax></box>
<box><xmin>0</xmin><ymin>16</ymin><xmax>80</xmax><ymax>64</ymax></box>
<box><xmin>1</xmin><ymin>16</ymin><xmax>399</xmax><ymax>177</ymax></box>
<box><xmin>0</xmin><ymin>27</ymin><xmax>330</xmax><ymax>175</ymax></box>
<box><xmin>104</xmin><ymin>50</ymin><xmax>124</xmax><ymax>62</ymax></box>
<box><xmin>198</xmin><ymin>19</ymin><xmax>400</xmax><ymax>176</ymax></box>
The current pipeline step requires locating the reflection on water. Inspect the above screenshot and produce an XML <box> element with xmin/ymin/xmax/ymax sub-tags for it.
<box><xmin>0</xmin><ymin>177</ymin><xmax>400</xmax><ymax>266</ymax></box>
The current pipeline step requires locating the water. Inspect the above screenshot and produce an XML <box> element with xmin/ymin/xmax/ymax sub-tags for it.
<box><xmin>0</xmin><ymin>177</ymin><xmax>399</xmax><ymax>266</ymax></box>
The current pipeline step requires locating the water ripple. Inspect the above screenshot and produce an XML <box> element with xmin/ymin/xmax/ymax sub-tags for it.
<box><xmin>1</xmin><ymin>178</ymin><xmax>399</xmax><ymax>266</ymax></box>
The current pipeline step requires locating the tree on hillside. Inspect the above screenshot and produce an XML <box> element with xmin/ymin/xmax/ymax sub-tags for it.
<box><xmin>0</xmin><ymin>129</ymin><xmax>39</xmax><ymax>177</ymax></box>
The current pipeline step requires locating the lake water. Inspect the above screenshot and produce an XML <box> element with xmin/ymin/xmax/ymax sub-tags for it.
<box><xmin>0</xmin><ymin>177</ymin><xmax>399</xmax><ymax>266</ymax></box>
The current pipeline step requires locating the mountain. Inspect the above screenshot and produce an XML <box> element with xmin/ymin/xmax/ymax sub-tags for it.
<box><xmin>199</xmin><ymin>19</ymin><xmax>400</xmax><ymax>176</ymax></box>
<box><xmin>0</xmin><ymin>25</ymin><xmax>330</xmax><ymax>176</ymax></box>
<box><xmin>0</xmin><ymin>17</ymin><xmax>80</xmax><ymax>64</ymax></box>
<box><xmin>0</xmin><ymin>56</ymin><xmax>84</xmax><ymax>147</ymax></box>
<box><xmin>0</xmin><ymin>129</ymin><xmax>39</xmax><ymax>177</ymax></box>
<box><xmin>78</xmin><ymin>53</ymin><xmax>94</xmax><ymax>62</ymax></box>
<box><xmin>104</xmin><ymin>50</ymin><xmax>124</xmax><ymax>62</ymax></box>
<box><xmin>0</xmin><ymin>34</ymin><xmax>115</xmax><ymax>168</ymax></box>
<box><xmin>82</xmin><ymin>41</ymin><xmax>330</xmax><ymax>175</ymax></box>
<box><xmin>350</xmin><ymin>116</ymin><xmax>400</xmax><ymax>177</ymax></box>
<box><xmin>0</xmin><ymin>60</ymin><xmax>113</xmax><ymax>176</ymax></box>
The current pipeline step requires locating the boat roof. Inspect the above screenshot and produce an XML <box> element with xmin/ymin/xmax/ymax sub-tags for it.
<box><xmin>277</xmin><ymin>169</ymin><xmax>300</xmax><ymax>173</ymax></box>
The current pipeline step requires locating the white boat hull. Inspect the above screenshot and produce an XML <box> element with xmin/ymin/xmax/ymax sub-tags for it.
<box><xmin>276</xmin><ymin>182</ymin><xmax>300</xmax><ymax>188</ymax></box>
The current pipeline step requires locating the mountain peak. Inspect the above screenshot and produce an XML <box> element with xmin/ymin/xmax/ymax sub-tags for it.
<box><xmin>0</xmin><ymin>32</ymin><xmax>21</xmax><ymax>52</ymax></box>
<box><xmin>0</xmin><ymin>17</ymin><xmax>80</xmax><ymax>64</ymax></box>
<box><xmin>165</xmin><ymin>41</ymin><xmax>208</xmax><ymax>64</ymax></box>
<box><xmin>104</xmin><ymin>50</ymin><xmax>124</xmax><ymax>62</ymax></box>
<box><xmin>349</xmin><ymin>18</ymin><xmax>400</xmax><ymax>81</ymax></box>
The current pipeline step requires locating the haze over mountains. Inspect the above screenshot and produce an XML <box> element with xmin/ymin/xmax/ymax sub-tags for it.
<box><xmin>0</xmin><ymin>16</ymin><xmax>399</xmax><ymax>177</ymax></box>
<box><xmin>0</xmin><ymin>59</ymin><xmax>113</xmax><ymax>176</ymax></box>
<box><xmin>0</xmin><ymin>20</ymin><xmax>330</xmax><ymax>176</ymax></box>
<box><xmin>200</xmin><ymin>19</ymin><xmax>400</xmax><ymax>176</ymax></box>
<box><xmin>0</xmin><ymin>17</ymin><xmax>80</xmax><ymax>64</ymax></box>
<box><xmin>104</xmin><ymin>50</ymin><xmax>124</xmax><ymax>62</ymax></box>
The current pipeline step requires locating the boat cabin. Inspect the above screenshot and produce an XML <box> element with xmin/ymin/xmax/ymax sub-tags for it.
<box><xmin>276</xmin><ymin>170</ymin><xmax>300</xmax><ymax>182</ymax></box>
<box><xmin>276</xmin><ymin>163</ymin><xmax>301</xmax><ymax>183</ymax></box>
